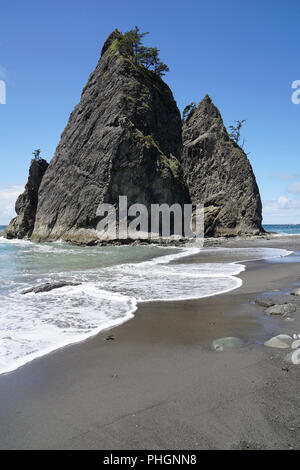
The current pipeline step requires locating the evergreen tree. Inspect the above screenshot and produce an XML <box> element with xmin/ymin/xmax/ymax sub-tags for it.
<box><xmin>228</xmin><ymin>120</ymin><xmax>246</xmax><ymax>145</ymax></box>
<box><xmin>118</xmin><ymin>26</ymin><xmax>169</xmax><ymax>77</ymax></box>
<box><xmin>228</xmin><ymin>120</ymin><xmax>250</xmax><ymax>154</ymax></box>
<box><xmin>182</xmin><ymin>102</ymin><xmax>197</xmax><ymax>121</ymax></box>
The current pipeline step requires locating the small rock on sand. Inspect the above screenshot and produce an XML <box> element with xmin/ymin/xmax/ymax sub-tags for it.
<box><xmin>255</xmin><ymin>297</ymin><xmax>276</xmax><ymax>308</ymax></box>
<box><xmin>264</xmin><ymin>303</ymin><xmax>296</xmax><ymax>316</ymax></box>
<box><xmin>255</xmin><ymin>295</ymin><xmax>295</xmax><ymax>308</ymax></box>
<box><xmin>264</xmin><ymin>334</ymin><xmax>293</xmax><ymax>349</ymax></box>
<box><xmin>284</xmin><ymin>349</ymin><xmax>300</xmax><ymax>365</ymax></box>
<box><xmin>291</xmin><ymin>288</ymin><xmax>300</xmax><ymax>296</ymax></box>
<box><xmin>106</xmin><ymin>335</ymin><xmax>115</xmax><ymax>341</ymax></box>
<box><xmin>212</xmin><ymin>337</ymin><xmax>244</xmax><ymax>352</ymax></box>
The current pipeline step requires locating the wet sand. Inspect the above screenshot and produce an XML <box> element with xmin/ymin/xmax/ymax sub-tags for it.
<box><xmin>0</xmin><ymin>236</ymin><xmax>300</xmax><ymax>449</ymax></box>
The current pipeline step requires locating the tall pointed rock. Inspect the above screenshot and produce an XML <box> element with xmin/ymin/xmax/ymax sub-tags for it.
<box><xmin>3</xmin><ymin>159</ymin><xmax>48</xmax><ymax>239</ymax></box>
<box><xmin>182</xmin><ymin>95</ymin><xmax>264</xmax><ymax>237</ymax></box>
<box><xmin>30</xmin><ymin>30</ymin><xmax>189</xmax><ymax>243</ymax></box>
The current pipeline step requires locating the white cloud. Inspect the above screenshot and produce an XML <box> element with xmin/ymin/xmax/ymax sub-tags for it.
<box><xmin>0</xmin><ymin>66</ymin><xmax>7</xmax><ymax>79</ymax></box>
<box><xmin>0</xmin><ymin>185</ymin><xmax>25</xmax><ymax>225</ymax></box>
<box><xmin>263</xmin><ymin>197</ymin><xmax>300</xmax><ymax>224</ymax></box>
<box><xmin>278</xmin><ymin>196</ymin><xmax>289</xmax><ymax>209</ymax></box>
<box><xmin>278</xmin><ymin>172</ymin><xmax>300</xmax><ymax>181</ymax></box>
<box><xmin>288</xmin><ymin>181</ymin><xmax>300</xmax><ymax>194</ymax></box>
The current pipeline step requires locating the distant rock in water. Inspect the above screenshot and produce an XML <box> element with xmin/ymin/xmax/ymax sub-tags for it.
<box><xmin>182</xmin><ymin>95</ymin><xmax>264</xmax><ymax>237</ymax></box>
<box><xmin>3</xmin><ymin>159</ymin><xmax>48</xmax><ymax>239</ymax></box>
<box><xmin>29</xmin><ymin>29</ymin><xmax>189</xmax><ymax>244</ymax></box>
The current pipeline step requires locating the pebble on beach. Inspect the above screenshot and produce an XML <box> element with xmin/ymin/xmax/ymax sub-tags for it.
<box><xmin>264</xmin><ymin>334</ymin><xmax>293</xmax><ymax>349</ymax></box>
<box><xmin>255</xmin><ymin>295</ymin><xmax>297</xmax><ymax>308</ymax></box>
<box><xmin>264</xmin><ymin>303</ymin><xmax>296</xmax><ymax>316</ymax></box>
<box><xmin>212</xmin><ymin>337</ymin><xmax>244</xmax><ymax>352</ymax></box>
<box><xmin>284</xmin><ymin>349</ymin><xmax>300</xmax><ymax>365</ymax></box>
<box><xmin>255</xmin><ymin>297</ymin><xmax>277</xmax><ymax>308</ymax></box>
<box><xmin>291</xmin><ymin>288</ymin><xmax>300</xmax><ymax>296</ymax></box>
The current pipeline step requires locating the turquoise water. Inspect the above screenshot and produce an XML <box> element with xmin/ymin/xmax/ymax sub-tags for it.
<box><xmin>0</xmin><ymin>238</ymin><xmax>245</xmax><ymax>374</ymax></box>
<box><xmin>263</xmin><ymin>224</ymin><xmax>300</xmax><ymax>235</ymax></box>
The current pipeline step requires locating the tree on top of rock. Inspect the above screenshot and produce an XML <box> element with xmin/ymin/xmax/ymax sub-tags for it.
<box><xmin>118</xmin><ymin>26</ymin><xmax>169</xmax><ymax>77</ymax></box>
<box><xmin>228</xmin><ymin>120</ymin><xmax>246</xmax><ymax>145</ymax></box>
<box><xmin>182</xmin><ymin>102</ymin><xmax>197</xmax><ymax>121</ymax></box>
<box><xmin>228</xmin><ymin>120</ymin><xmax>250</xmax><ymax>154</ymax></box>
<box><xmin>32</xmin><ymin>149</ymin><xmax>41</xmax><ymax>161</ymax></box>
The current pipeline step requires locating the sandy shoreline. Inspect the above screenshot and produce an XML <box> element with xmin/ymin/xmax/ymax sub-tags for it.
<box><xmin>0</xmin><ymin>236</ymin><xmax>300</xmax><ymax>450</ymax></box>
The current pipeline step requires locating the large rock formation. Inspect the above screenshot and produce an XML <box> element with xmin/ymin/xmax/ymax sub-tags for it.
<box><xmin>29</xmin><ymin>30</ymin><xmax>189</xmax><ymax>244</ymax></box>
<box><xmin>3</xmin><ymin>158</ymin><xmax>48</xmax><ymax>239</ymax></box>
<box><xmin>182</xmin><ymin>95</ymin><xmax>264</xmax><ymax>237</ymax></box>
<box><xmin>4</xmin><ymin>31</ymin><xmax>264</xmax><ymax>243</ymax></box>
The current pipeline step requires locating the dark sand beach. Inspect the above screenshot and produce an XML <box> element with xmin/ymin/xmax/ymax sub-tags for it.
<box><xmin>0</xmin><ymin>236</ymin><xmax>300</xmax><ymax>450</ymax></box>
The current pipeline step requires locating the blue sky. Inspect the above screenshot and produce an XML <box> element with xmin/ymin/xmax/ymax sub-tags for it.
<box><xmin>0</xmin><ymin>0</ymin><xmax>299</xmax><ymax>224</ymax></box>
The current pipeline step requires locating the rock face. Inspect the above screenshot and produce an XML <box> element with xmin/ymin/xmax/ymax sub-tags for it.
<box><xmin>29</xmin><ymin>30</ymin><xmax>189</xmax><ymax>244</ymax></box>
<box><xmin>182</xmin><ymin>95</ymin><xmax>264</xmax><ymax>237</ymax></box>
<box><xmin>3</xmin><ymin>159</ymin><xmax>48</xmax><ymax>239</ymax></box>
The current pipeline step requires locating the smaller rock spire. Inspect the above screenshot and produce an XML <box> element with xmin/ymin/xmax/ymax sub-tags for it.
<box><xmin>100</xmin><ymin>29</ymin><xmax>122</xmax><ymax>57</ymax></box>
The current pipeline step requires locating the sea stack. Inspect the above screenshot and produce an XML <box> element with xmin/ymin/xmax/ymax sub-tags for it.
<box><xmin>182</xmin><ymin>95</ymin><xmax>264</xmax><ymax>237</ymax></box>
<box><xmin>29</xmin><ymin>30</ymin><xmax>189</xmax><ymax>244</ymax></box>
<box><xmin>4</xmin><ymin>31</ymin><xmax>264</xmax><ymax>243</ymax></box>
<box><xmin>3</xmin><ymin>158</ymin><xmax>48</xmax><ymax>239</ymax></box>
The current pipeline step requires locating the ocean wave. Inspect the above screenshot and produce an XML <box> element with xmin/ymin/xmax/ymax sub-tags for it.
<box><xmin>0</xmin><ymin>242</ymin><xmax>293</xmax><ymax>375</ymax></box>
<box><xmin>0</xmin><ymin>285</ymin><xmax>137</xmax><ymax>374</ymax></box>
<box><xmin>0</xmin><ymin>236</ymin><xmax>31</xmax><ymax>245</ymax></box>
<box><xmin>270</xmin><ymin>233</ymin><xmax>300</xmax><ymax>237</ymax></box>
<box><xmin>99</xmin><ymin>248</ymin><xmax>245</xmax><ymax>302</ymax></box>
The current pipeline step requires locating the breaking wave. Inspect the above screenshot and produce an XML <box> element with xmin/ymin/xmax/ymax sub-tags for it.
<box><xmin>0</xmin><ymin>238</ymin><xmax>292</xmax><ymax>374</ymax></box>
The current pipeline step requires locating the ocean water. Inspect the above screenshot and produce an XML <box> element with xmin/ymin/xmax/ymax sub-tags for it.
<box><xmin>263</xmin><ymin>224</ymin><xmax>300</xmax><ymax>235</ymax></box>
<box><xmin>0</xmin><ymin>225</ymin><xmax>292</xmax><ymax>375</ymax></box>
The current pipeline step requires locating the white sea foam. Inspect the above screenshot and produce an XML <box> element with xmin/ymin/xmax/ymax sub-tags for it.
<box><xmin>0</xmin><ymin>285</ymin><xmax>137</xmax><ymax>374</ymax></box>
<box><xmin>0</xmin><ymin>236</ymin><xmax>31</xmax><ymax>245</ymax></box>
<box><xmin>99</xmin><ymin>248</ymin><xmax>245</xmax><ymax>302</ymax></box>
<box><xmin>271</xmin><ymin>233</ymin><xmax>300</xmax><ymax>237</ymax></box>
<box><xmin>0</xmin><ymin>241</ymin><xmax>292</xmax><ymax>374</ymax></box>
